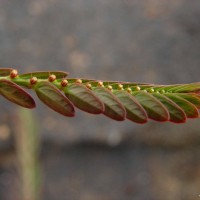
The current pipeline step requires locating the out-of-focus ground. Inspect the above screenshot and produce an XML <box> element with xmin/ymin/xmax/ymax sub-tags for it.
<box><xmin>0</xmin><ymin>0</ymin><xmax>200</xmax><ymax>199</ymax></box>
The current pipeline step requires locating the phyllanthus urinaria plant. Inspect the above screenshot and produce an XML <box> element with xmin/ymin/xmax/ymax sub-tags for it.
<box><xmin>1</xmin><ymin>68</ymin><xmax>200</xmax><ymax>124</ymax></box>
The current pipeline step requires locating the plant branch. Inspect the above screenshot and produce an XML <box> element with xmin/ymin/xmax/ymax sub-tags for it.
<box><xmin>0</xmin><ymin>68</ymin><xmax>200</xmax><ymax>124</ymax></box>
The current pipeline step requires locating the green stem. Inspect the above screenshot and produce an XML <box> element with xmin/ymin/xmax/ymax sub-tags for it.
<box><xmin>15</xmin><ymin>108</ymin><xmax>41</xmax><ymax>200</ymax></box>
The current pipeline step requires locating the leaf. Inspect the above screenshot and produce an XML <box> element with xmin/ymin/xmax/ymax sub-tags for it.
<box><xmin>120</xmin><ymin>84</ymin><xmax>154</xmax><ymax>90</ymax></box>
<box><xmin>114</xmin><ymin>90</ymin><xmax>148</xmax><ymax>123</ymax></box>
<box><xmin>176</xmin><ymin>93</ymin><xmax>200</xmax><ymax>108</ymax></box>
<box><xmin>0</xmin><ymin>79</ymin><xmax>35</xmax><ymax>108</ymax></box>
<box><xmin>166</xmin><ymin>83</ymin><xmax>200</xmax><ymax>93</ymax></box>
<box><xmin>0</xmin><ymin>68</ymin><xmax>13</xmax><ymax>76</ymax></box>
<box><xmin>20</xmin><ymin>71</ymin><xmax>69</xmax><ymax>79</ymax></box>
<box><xmin>165</xmin><ymin>93</ymin><xmax>199</xmax><ymax>118</ymax></box>
<box><xmin>34</xmin><ymin>81</ymin><xmax>75</xmax><ymax>117</ymax></box>
<box><xmin>82</xmin><ymin>81</ymin><xmax>152</xmax><ymax>89</ymax></box>
<box><xmin>93</xmin><ymin>87</ymin><xmax>126</xmax><ymax>121</ymax></box>
<box><xmin>133</xmin><ymin>92</ymin><xmax>169</xmax><ymax>121</ymax></box>
<box><xmin>152</xmin><ymin>84</ymin><xmax>183</xmax><ymax>92</ymax></box>
<box><xmin>152</xmin><ymin>93</ymin><xmax>186</xmax><ymax>123</ymax></box>
<box><xmin>65</xmin><ymin>83</ymin><xmax>104</xmax><ymax>114</ymax></box>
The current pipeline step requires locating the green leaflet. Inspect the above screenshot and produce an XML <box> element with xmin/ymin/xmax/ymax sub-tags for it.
<box><xmin>0</xmin><ymin>79</ymin><xmax>35</xmax><ymax>108</ymax></box>
<box><xmin>121</xmin><ymin>84</ymin><xmax>154</xmax><ymax>91</ymax></box>
<box><xmin>34</xmin><ymin>81</ymin><xmax>75</xmax><ymax>117</ymax></box>
<box><xmin>176</xmin><ymin>93</ymin><xmax>200</xmax><ymax>108</ymax></box>
<box><xmin>165</xmin><ymin>93</ymin><xmax>199</xmax><ymax>118</ymax></box>
<box><xmin>133</xmin><ymin>91</ymin><xmax>169</xmax><ymax>121</ymax></box>
<box><xmin>166</xmin><ymin>83</ymin><xmax>200</xmax><ymax>93</ymax></box>
<box><xmin>151</xmin><ymin>84</ymin><xmax>183</xmax><ymax>92</ymax></box>
<box><xmin>114</xmin><ymin>90</ymin><xmax>148</xmax><ymax>123</ymax></box>
<box><xmin>82</xmin><ymin>81</ymin><xmax>152</xmax><ymax>89</ymax></box>
<box><xmin>152</xmin><ymin>93</ymin><xmax>186</xmax><ymax>123</ymax></box>
<box><xmin>147</xmin><ymin>83</ymin><xmax>200</xmax><ymax>93</ymax></box>
<box><xmin>67</xmin><ymin>79</ymin><xmax>95</xmax><ymax>84</ymax></box>
<box><xmin>93</xmin><ymin>87</ymin><xmax>126</xmax><ymax>121</ymax></box>
<box><xmin>65</xmin><ymin>83</ymin><xmax>104</xmax><ymax>114</ymax></box>
<box><xmin>0</xmin><ymin>68</ymin><xmax>13</xmax><ymax>76</ymax></box>
<box><xmin>99</xmin><ymin>82</ymin><xmax>152</xmax><ymax>89</ymax></box>
<box><xmin>20</xmin><ymin>71</ymin><xmax>68</xmax><ymax>79</ymax></box>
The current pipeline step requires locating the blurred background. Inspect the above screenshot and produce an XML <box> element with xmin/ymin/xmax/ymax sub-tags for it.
<box><xmin>0</xmin><ymin>0</ymin><xmax>200</xmax><ymax>199</ymax></box>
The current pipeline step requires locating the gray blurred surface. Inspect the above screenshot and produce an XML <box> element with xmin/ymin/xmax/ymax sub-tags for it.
<box><xmin>0</xmin><ymin>0</ymin><xmax>200</xmax><ymax>199</ymax></box>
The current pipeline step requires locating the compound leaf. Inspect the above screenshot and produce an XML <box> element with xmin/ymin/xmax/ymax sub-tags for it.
<box><xmin>1</xmin><ymin>68</ymin><xmax>200</xmax><ymax>124</ymax></box>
